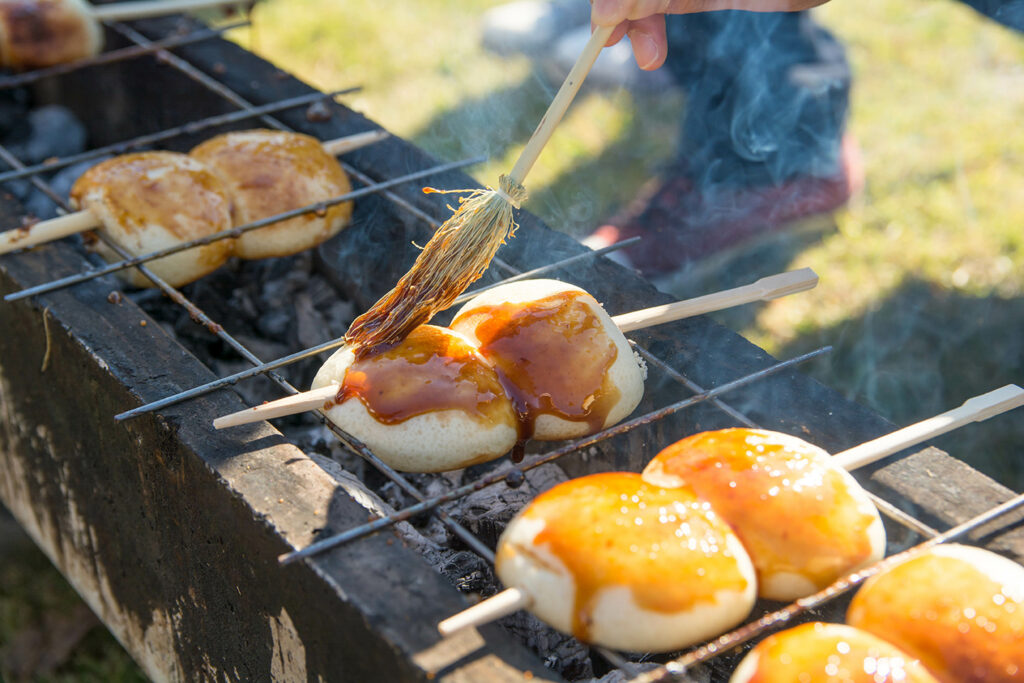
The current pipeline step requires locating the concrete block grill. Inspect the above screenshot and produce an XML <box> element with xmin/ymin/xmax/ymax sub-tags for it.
<box><xmin>0</xmin><ymin>9</ymin><xmax>1021</xmax><ymax>682</ymax></box>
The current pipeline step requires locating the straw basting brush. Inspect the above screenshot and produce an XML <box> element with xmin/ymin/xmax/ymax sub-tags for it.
<box><xmin>344</xmin><ymin>24</ymin><xmax>616</xmax><ymax>355</ymax></box>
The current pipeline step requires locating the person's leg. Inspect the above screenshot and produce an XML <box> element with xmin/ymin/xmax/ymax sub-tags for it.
<box><xmin>665</xmin><ymin>11</ymin><xmax>850</xmax><ymax>189</ymax></box>
<box><xmin>955</xmin><ymin>0</ymin><xmax>1024</xmax><ymax>31</ymax></box>
<box><xmin>586</xmin><ymin>10</ymin><xmax>861</xmax><ymax>275</ymax></box>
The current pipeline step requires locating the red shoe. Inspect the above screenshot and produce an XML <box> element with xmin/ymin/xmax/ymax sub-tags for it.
<box><xmin>582</xmin><ymin>135</ymin><xmax>864</xmax><ymax>275</ymax></box>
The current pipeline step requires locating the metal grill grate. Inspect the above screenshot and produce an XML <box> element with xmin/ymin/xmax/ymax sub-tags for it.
<box><xmin>0</xmin><ymin>9</ymin><xmax>1020</xmax><ymax>683</ymax></box>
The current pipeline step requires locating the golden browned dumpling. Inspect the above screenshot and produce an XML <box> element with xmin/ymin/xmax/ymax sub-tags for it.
<box><xmin>70</xmin><ymin>151</ymin><xmax>235</xmax><ymax>288</ymax></box>
<box><xmin>495</xmin><ymin>472</ymin><xmax>757</xmax><ymax>653</ymax></box>
<box><xmin>0</xmin><ymin>0</ymin><xmax>102</xmax><ymax>69</ymax></box>
<box><xmin>643</xmin><ymin>429</ymin><xmax>885</xmax><ymax>601</ymax></box>
<box><xmin>730</xmin><ymin>623</ymin><xmax>940</xmax><ymax>683</ymax></box>
<box><xmin>190</xmin><ymin>129</ymin><xmax>353</xmax><ymax>260</ymax></box>
<box><xmin>310</xmin><ymin>325</ymin><xmax>519</xmax><ymax>473</ymax></box>
<box><xmin>848</xmin><ymin>544</ymin><xmax>1024</xmax><ymax>683</ymax></box>
<box><xmin>451</xmin><ymin>279</ymin><xmax>645</xmax><ymax>442</ymax></box>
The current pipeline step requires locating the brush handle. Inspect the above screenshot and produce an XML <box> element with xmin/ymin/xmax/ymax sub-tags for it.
<box><xmin>611</xmin><ymin>268</ymin><xmax>818</xmax><ymax>333</ymax></box>
<box><xmin>0</xmin><ymin>209</ymin><xmax>99</xmax><ymax>255</ymax></box>
<box><xmin>507</xmin><ymin>24</ymin><xmax>615</xmax><ymax>186</ymax></box>
<box><xmin>91</xmin><ymin>0</ymin><xmax>241</xmax><ymax>21</ymax></box>
<box><xmin>833</xmin><ymin>384</ymin><xmax>1024</xmax><ymax>471</ymax></box>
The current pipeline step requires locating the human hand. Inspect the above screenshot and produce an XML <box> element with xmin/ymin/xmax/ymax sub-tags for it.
<box><xmin>591</xmin><ymin>0</ymin><xmax>831</xmax><ymax>70</ymax></box>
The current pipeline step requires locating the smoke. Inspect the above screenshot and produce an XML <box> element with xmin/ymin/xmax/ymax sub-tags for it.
<box><xmin>665</xmin><ymin>10</ymin><xmax>850</xmax><ymax>190</ymax></box>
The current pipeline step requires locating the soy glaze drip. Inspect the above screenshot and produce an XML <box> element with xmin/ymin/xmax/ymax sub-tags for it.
<box><xmin>452</xmin><ymin>291</ymin><xmax>621</xmax><ymax>441</ymax></box>
<box><xmin>335</xmin><ymin>325</ymin><xmax>512</xmax><ymax>427</ymax></box>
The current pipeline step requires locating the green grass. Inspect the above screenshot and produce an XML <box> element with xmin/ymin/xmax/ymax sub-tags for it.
<box><xmin>0</xmin><ymin>519</ymin><xmax>146</xmax><ymax>682</ymax></box>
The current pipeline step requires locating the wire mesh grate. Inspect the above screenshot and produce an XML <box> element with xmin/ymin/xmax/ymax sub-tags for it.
<box><xmin>0</xmin><ymin>10</ymin><xmax>1019</xmax><ymax>683</ymax></box>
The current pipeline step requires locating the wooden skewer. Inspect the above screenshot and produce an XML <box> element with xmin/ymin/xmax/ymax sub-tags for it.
<box><xmin>436</xmin><ymin>383</ymin><xmax>1024</xmax><ymax>637</ymax></box>
<box><xmin>212</xmin><ymin>268</ymin><xmax>819</xmax><ymax>430</ymax></box>
<box><xmin>0</xmin><ymin>130</ymin><xmax>385</xmax><ymax>256</ymax></box>
<box><xmin>611</xmin><ymin>268</ymin><xmax>817</xmax><ymax>333</ymax></box>
<box><xmin>90</xmin><ymin>0</ymin><xmax>246</xmax><ymax>21</ymax></box>
<box><xmin>507</xmin><ymin>24</ymin><xmax>615</xmax><ymax>186</ymax></box>
<box><xmin>213</xmin><ymin>385</ymin><xmax>339</xmax><ymax>430</ymax></box>
<box><xmin>437</xmin><ymin>587</ymin><xmax>531</xmax><ymax>637</ymax></box>
<box><xmin>321</xmin><ymin>130</ymin><xmax>390</xmax><ymax>157</ymax></box>
<box><xmin>0</xmin><ymin>208</ymin><xmax>100</xmax><ymax>255</ymax></box>
<box><xmin>832</xmin><ymin>384</ymin><xmax>1024</xmax><ymax>470</ymax></box>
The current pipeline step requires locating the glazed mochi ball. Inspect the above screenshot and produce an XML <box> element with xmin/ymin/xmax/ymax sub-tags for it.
<box><xmin>190</xmin><ymin>129</ymin><xmax>352</xmax><ymax>260</ymax></box>
<box><xmin>451</xmin><ymin>278</ymin><xmax>645</xmax><ymax>441</ymax></box>
<box><xmin>70</xmin><ymin>151</ymin><xmax>234</xmax><ymax>288</ymax></box>
<box><xmin>0</xmin><ymin>0</ymin><xmax>102</xmax><ymax>69</ymax></box>
<box><xmin>730</xmin><ymin>622</ymin><xmax>940</xmax><ymax>683</ymax></box>
<box><xmin>495</xmin><ymin>471</ymin><xmax>757</xmax><ymax>653</ymax></box>
<box><xmin>643</xmin><ymin>428</ymin><xmax>885</xmax><ymax>601</ymax></box>
<box><xmin>847</xmin><ymin>543</ymin><xmax>1024</xmax><ymax>683</ymax></box>
<box><xmin>310</xmin><ymin>325</ymin><xmax>519</xmax><ymax>473</ymax></box>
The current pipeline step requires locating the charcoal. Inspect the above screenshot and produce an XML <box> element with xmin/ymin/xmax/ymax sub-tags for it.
<box><xmin>13</xmin><ymin>105</ymin><xmax>87</xmax><ymax>164</ymax></box>
<box><xmin>437</xmin><ymin>550</ymin><xmax>494</xmax><ymax>594</ymax></box>
<box><xmin>23</xmin><ymin>158</ymin><xmax>107</xmax><ymax>220</ymax></box>
<box><xmin>0</xmin><ymin>87</ymin><xmax>30</xmax><ymax>139</ymax></box>
<box><xmin>498</xmin><ymin>611</ymin><xmax>593</xmax><ymax>680</ymax></box>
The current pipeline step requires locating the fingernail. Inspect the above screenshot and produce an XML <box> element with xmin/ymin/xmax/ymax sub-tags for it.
<box><xmin>629</xmin><ymin>31</ymin><xmax>660</xmax><ymax>70</ymax></box>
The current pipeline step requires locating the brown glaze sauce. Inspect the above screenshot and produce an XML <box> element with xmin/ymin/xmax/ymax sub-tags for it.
<box><xmin>190</xmin><ymin>130</ymin><xmax>352</xmax><ymax>231</ymax></box>
<box><xmin>335</xmin><ymin>326</ymin><xmax>513</xmax><ymax>428</ymax></box>
<box><xmin>743</xmin><ymin>623</ymin><xmax>940</xmax><ymax>683</ymax></box>
<box><xmin>0</xmin><ymin>0</ymin><xmax>94</xmax><ymax>69</ymax></box>
<box><xmin>506</xmin><ymin>472</ymin><xmax>751</xmax><ymax>643</ymax></box>
<box><xmin>645</xmin><ymin>428</ymin><xmax>878</xmax><ymax>590</ymax></box>
<box><xmin>848</xmin><ymin>551</ymin><xmax>1024</xmax><ymax>683</ymax></box>
<box><xmin>451</xmin><ymin>291</ymin><xmax>620</xmax><ymax>441</ymax></box>
<box><xmin>70</xmin><ymin>152</ymin><xmax>232</xmax><ymax>242</ymax></box>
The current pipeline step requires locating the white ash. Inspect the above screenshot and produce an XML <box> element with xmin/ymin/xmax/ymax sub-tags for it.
<box><xmin>12</xmin><ymin>105</ymin><xmax>87</xmax><ymax>164</ymax></box>
<box><xmin>1</xmin><ymin>103</ymin><xmax>96</xmax><ymax>221</ymax></box>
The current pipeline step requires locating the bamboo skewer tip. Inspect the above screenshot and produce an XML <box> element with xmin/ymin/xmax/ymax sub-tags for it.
<box><xmin>0</xmin><ymin>208</ymin><xmax>99</xmax><ymax>256</ymax></box>
<box><xmin>834</xmin><ymin>384</ymin><xmax>1024</xmax><ymax>471</ymax></box>
<box><xmin>437</xmin><ymin>587</ymin><xmax>531</xmax><ymax>637</ymax></box>
<box><xmin>90</xmin><ymin>0</ymin><xmax>248</xmax><ymax>22</ymax></box>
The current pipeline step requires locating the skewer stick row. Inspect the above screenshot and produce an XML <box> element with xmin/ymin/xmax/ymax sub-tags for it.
<box><xmin>0</xmin><ymin>22</ymin><xmax>245</xmax><ymax>91</ymax></box>
<box><xmin>115</xmin><ymin>238</ymin><xmax>646</xmax><ymax>422</ymax></box>
<box><xmin>435</xmin><ymin>384</ymin><xmax>1024</xmax><ymax>639</ymax></box>
<box><xmin>4</xmin><ymin>156</ymin><xmax>485</xmax><ymax>303</ymax></box>
<box><xmin>0</xmin><ymin>129</ymin><xmax>388</xmax><ymax>257</ymax></box>
<box><xmin>0</xmin><ymin>89</ymin><xmax>360</xmax><ymax>183</ymax></box>
<box><xmin>276</xmin><ymin>347</ymin><xmax>831</xmax><ymax>565</ymax></box>
<box><xmin>214</xmin><ymin>269</ymin><xmax>819</xmax><ymax>430</ymax></box>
